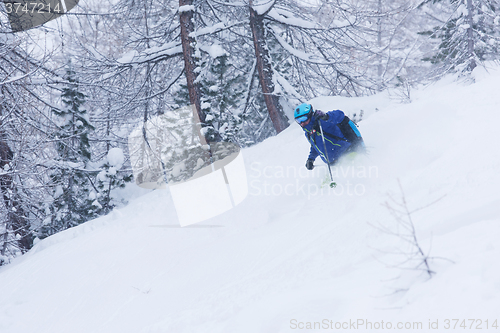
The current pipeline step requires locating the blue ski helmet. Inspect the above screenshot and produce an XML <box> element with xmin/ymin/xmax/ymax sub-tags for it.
<box><xmin>294</xmin><ymin>103</ymin><xmax>313</xmax><ymax>122</ymax></box>
<box><xmin>294</xmin><ymin>103</ymin><xmax>313</xmax><ymax>118</ymax></box>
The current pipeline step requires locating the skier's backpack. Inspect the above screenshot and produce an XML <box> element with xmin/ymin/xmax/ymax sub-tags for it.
<box><xmin>337</xmin><ymin>116</ymin><xmax>365</xmax><ymax>152</ymax></box>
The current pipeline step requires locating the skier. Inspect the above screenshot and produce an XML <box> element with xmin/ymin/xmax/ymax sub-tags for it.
<box><xmin>294</xmin><ymin>103</ymin><xmax>365</xmax><ymax>171</ymax></box>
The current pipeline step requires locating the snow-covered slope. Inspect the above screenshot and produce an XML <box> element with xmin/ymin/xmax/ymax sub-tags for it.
<box><xmin>1</xmin><ymin>67</ymin><xmax>500</xmax><ymax>333</ymax></box>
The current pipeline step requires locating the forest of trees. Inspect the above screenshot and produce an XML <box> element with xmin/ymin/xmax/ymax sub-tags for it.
<box><xmin>1</xmin><ymin>0</ymin><xmax>499</xmax><ymax>265</ymax></box>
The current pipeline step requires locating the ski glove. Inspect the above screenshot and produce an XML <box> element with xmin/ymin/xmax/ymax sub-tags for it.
<box><xmin>314</xmin><ymin>110</ymin><xmax>329</xmax><ymax>121</ymax></box>
<box><xmin>305</xmin><ymin>159</ymin><xmax>315</xmax><ymax>170</ymax></box>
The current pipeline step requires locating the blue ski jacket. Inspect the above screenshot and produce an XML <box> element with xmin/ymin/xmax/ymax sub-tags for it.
<box><xmin>302</xmin><ymin>110</ymin><xmax>357</xmax><ymax>164</ymax></box>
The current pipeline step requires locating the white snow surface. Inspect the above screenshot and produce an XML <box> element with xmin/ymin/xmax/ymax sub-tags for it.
<box><xmin>200</xmin><ymin>43</ymin><xmax>227</xmax><ymax>59</ymax></box>
<box><xmin>178</xmin><ymin>5</ymin><xmax>195</xmax><ymax>13</ymax></box>
<box><xmin>107</xmin><ymin>147</ymin><xmax>125</xmax><ymax>168</ymax></box>
<box><xmin>1</xmin><ymin>67</ymin><xmax>500</xmax><ymax>332</ymax></box>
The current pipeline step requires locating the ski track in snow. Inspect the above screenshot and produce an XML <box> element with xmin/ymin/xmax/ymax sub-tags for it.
<box><xmin>1</xmin><ymin>67</ymin><xmax>500</xmax><ymax>332</ymax></box>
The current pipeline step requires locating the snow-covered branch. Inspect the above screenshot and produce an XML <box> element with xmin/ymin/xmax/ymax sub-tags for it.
<box><xmin>269</xmin><ymin>27</ymin><xmax>333</xmax><ymax>65</ymax></box>
<box><xmin>116</xmin><ymin>43</ymin><xmax>183</xmax><ymax>65</ymax></box>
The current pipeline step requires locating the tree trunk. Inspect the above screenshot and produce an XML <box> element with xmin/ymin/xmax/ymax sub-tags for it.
<box><xmin>249</xmin><ymin>2</ymin><xmax>289</xmax><ymax>133</ymax></box>
<box><xmin>179</xmin><ymin>0</ymin><xmax>204</xmax><ymax>124</ymax></box>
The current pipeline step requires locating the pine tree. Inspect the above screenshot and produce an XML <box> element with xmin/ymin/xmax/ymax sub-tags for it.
<box><xmin>420</xmin><ymin>0</ymin><xmax>500</xmax><ymax>75</ymax></box>
<box><xmin>174</xmin><ymin>48</ymin><xmax>246</xmax><ymax>144</ymax></box>
<box><xmin>95</xmin><ymin>148</ymin><xmax>132</xmax><ymax>214</ymax></box>
<box><xmin>200</xmin><ymin>53</ymin><xmax>245</xmax><ymax>143</ymax></box>
<box><xmin>148</xmin><ymin>106</ymin><xmax>212</xmax><ymax>184</ymax></box>
<box><xmin>42</xmin><ymin>68</ymin><xmax>98</xmax><ymax>237</ymax></box>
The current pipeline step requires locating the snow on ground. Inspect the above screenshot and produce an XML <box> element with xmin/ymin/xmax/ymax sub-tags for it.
<box><xmin>1</xmin><ymin>66</ymin><xmax>500</xmax><ymax>333</ymax></box>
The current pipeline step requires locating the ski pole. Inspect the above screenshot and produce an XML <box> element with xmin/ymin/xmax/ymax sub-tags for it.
<box><xmin>318</xmin><ymin>121</ymin><xmax>337</xmax><ymax>188</ymax></box>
